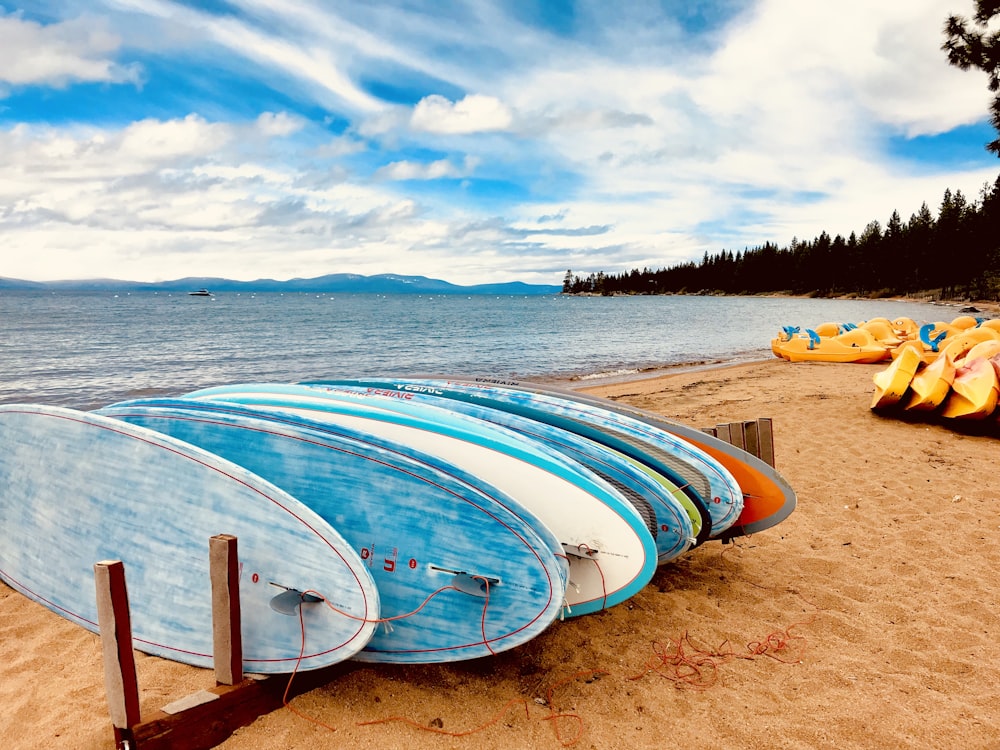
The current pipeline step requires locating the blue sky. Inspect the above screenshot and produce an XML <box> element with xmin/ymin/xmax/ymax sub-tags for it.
<box><xmin>1</xmin><ymin>0</ymin><xmax>998</xmax><ymax>285</ymax></box>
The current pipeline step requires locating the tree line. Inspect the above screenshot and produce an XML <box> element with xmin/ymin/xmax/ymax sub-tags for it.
<box><xmin>563</xmin><ymin>3</ymin><xmax>1000</xmax><ymax>302</ymax></box>
<box><xmin>562</xmin><ymin>175</ymin><xmax>1000</xmax><ymax>301</ymax></box>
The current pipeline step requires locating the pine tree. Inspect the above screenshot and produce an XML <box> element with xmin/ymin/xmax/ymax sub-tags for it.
<box><xmin>943</xmin><ymin>2</ymin><xmax>1000</xmax><ymax>156</ymax></box>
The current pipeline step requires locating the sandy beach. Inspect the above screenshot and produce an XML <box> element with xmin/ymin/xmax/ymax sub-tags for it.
<box><xmin>3</xmin><ymin>357</ymin><xmax>1000</xmax><ymax>749</ymax></box>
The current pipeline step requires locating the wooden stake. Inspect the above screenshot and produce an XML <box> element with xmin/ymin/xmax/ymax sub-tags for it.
<box><xmin>742</xmin><ymin>420</ymin><xmax>760</xmax><ymax>460</ymax></box>
<box><xmin>757</xmin><ymin>417</ymin><xmax>775</xmax><ymax>467</ymax></box>
<box><xmin>726</xmin><ymin>421</ymin><xmax>746</xmax><ymax>451</ymax></box>
<box><xmin>210</xmin><ymin>534</ymin><xmax>243</xmax><ymax>686</ymax></box>
<box><xmin>95</xmin><ymin>560</ymin><xmax>141</xmax><ymax>747</ymax></box>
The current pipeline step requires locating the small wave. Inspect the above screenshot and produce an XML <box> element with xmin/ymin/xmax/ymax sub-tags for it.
<box><xmin>575</xmin><ymin>368</ymin><xmax>641</xmax><ymax>381</ymax></box>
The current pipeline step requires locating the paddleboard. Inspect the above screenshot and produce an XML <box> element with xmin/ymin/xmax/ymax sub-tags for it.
<box><xmin>389</xmin><ymin>375</ymin><xmax>796</xmax><ymax>540</ymax></box>
<box><xmin>300</xmin><ymin>377</ymin><xmax>744</xmax><ymax>540</ymax></box>
<box><xmin>97</xmin><ymin>399</ymin><xmax>569</xmax><ymax>662</ymax></box>
<box><xmin>0</xmin><ymin>404</ymin><xmax>378</xmax><ymax>673</ymax></box>
<box><xmin>210</xmin><ymin>382</ymin><xmax>699</xmax><ymax>563</ymax></box>
<box><xmin>178</xmin><ymin>386</ymin><xmax>659</xmax><ymax>612</ymax></box>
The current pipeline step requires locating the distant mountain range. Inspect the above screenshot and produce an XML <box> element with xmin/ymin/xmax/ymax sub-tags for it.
<box><xmin>0</xmin><ymin>273</ymin><xmax>562</xmax><ymax>295</ymax></box>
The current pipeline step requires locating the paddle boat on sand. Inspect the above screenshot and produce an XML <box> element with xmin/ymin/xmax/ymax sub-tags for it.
<box><xmin>771</xmin><ymin>326</ymin><xmax>889</xmax><ymax>363</ymax></box>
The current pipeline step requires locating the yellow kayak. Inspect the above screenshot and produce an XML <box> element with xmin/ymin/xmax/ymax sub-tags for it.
<box><xmin>954</xmin><ymin>339</ymin><xmax>1000</xmax><ymax>367</ymax></box>
<box><xmin>906</xmin><ymin>329</ymin><xmax>1000</xmax><ymax>412</ymax></box>
<box><xmin>871</xmin><ymin>345</ymin><xmax>922</xmax><ymax>410</ymax></box>
<box><xmin>941</xmin><ymin>357</ymin><xmax>1000</xmax><ymax>419</ymax></box>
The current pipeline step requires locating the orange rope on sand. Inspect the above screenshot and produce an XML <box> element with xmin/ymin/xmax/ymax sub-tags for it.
<box><xmin>280</xmin><ymin>579</ymin><xmax>499</xmax><ymax>732</ymax></box>
<box><xmin>279</xmin><ymin>605</ymin><xmax>339</xmax><ymax>732</ymax></box>
<box><xmin>626</xmin><ymin>631</ymin><xmax>722</xmax><ymax>689</ymax></box>
<box><xmin>623</xmin><ymin>545</ymin><xmax>822</xmax><ymax>689</ymax></box>
<box><xmin>542</xmin><ymin>669</ymin><xmax>611</xmax><ymax>747</ymax></box>
<box><xmin>281</xmin><ymin>543</ymin><xmax>821</xmax><ymax>743</ymax></box>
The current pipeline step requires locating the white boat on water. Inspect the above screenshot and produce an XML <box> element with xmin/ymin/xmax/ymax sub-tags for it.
<box><xmin>188</xmin><ymin>289</ymin><xmax>212</xmax><ymax>296</ymax></box>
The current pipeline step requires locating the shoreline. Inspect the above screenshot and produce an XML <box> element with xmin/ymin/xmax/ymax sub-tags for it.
<box><xmin>561</xmin><ymin>290</ymin><xmax>1000</xmax><ymax>314</ymax></box>
<box><xmin>561</xmin><ymin>356</ymin><xmax>774</xmax><ymax>389</ymax></box>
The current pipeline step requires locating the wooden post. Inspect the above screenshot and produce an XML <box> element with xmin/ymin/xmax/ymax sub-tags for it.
<box><xmin>757</xmin><ymin>417</ymin><xmax>775</xmax><ymax>467</ymax></box>
<box><xmin>742</xmin><ymin>420</ymin><xmax>760</xmax><ymax>460</ymax></box>
<box><xmin>724</xmin><ymin>421</ymin><xmax>746</xmax><ymax>451</ymax></box>
<box><xmin>210</xmin><ymin>534</ymin><xmax>243</xmax><ymax>686</ymax></box>
<box><xmin>95</xmin><ymin>560</ymin><xmax>141</xmax><ymax>748</ymax></box>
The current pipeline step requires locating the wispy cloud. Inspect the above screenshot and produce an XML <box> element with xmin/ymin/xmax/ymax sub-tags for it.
<box><xmin>0</xmin><ymin>11</ymin><xmax>142</xmax><ymax>88</ymax></box>
<box><xmin>0</xmin><ymin>0</ymin><xmax>997</xmax><ymax>285</ymax></box>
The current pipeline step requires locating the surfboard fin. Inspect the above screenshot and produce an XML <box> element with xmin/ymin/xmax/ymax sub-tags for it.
<box><xmin>450</xmin><ymin>573</ymin><xmax>493</xmax><ymax>598</ymax></box>
<box><xmin>429</xmin><ymin>565</ymin><xmax>500</xmax><ymax>597</ymax></box>
<box><xmin>269</xmin><ymin>586</ymin><xmax>323</xmax><ymax>616</ymax></box>
<box><xmin>562</xmin><ymin>542</ymin><xmax>601</xmax><ymax>559</ymax></box>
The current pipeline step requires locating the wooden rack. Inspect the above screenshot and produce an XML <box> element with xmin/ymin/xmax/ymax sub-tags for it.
<box><xmin>95</xmin><ymin>534</ymin><xmax>345</xmax><ymax>750</ymax></box>
<box><xmin>701</xmin><ymin>417</ymin><xmax>775</xmax><ymax>467</ymax></box>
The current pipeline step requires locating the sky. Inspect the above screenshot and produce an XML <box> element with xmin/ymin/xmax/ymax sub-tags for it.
<box><xmin>1</xmin><ymin>1</ymin><xmax>999</xmax><ymax>286</ymax></box>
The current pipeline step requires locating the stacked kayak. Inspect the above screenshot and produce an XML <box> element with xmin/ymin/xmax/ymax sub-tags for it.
<box><xmin>1</xmin><ymin>376</ymin><xmax>797</xmax><ymax>671</ymax></box>
<box><xmin>771</xmin><ymin>312</ymin><xmax>1000</xmax><ymax>422</ymax></box>
<box><xmin>872</xmin><ymin>333</ymin><xmax>1000</xmax><ymax>421</ymax></box>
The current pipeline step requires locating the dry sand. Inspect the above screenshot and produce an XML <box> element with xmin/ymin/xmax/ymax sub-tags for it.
<box><xmin>3</xmin><ymin>358</ymin><xmax>1000</xmax><ymax>749</ymax></box>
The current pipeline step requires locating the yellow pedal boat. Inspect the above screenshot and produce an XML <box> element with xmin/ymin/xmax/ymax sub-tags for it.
<box><xmin>772</xmin><ymin>328</ymin><xmax>889</xmax><ymax>363</ymax></box>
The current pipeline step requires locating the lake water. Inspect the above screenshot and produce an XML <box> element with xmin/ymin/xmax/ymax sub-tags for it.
<box><xmin>0</xmin><ymin>290</ymin><xmax>949</xmax><ymax>410</ymax></box>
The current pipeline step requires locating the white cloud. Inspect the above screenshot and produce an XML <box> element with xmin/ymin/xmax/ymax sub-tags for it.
<box><xmin>255</xmin><ymin>111</ymin><xmax>305</xmax><ymax>137</ymax></box>
<box><xmin>0</xmin><ymin>12</ymin><xmax>142</xmax><ymax>88</ymax></box>
<box><xmin>410</xmin><ymin>94</ymin><xmax>513</xmax><ymax>134</ymax></box>
<box><xmin>376</xmin><ymin>155</ymin><xmax>479</xmax><ymax>181</ymax></box>
<box><xmin>2</xmin><ymin>0</ymin><xmax>998</xmax><ymax>287</ymax></box>
<box><xmin>107</xmin><ymin>0</ymin><xmax>385</xmax><ymax>112</ymax></box>
<box><xmin>0</xmin><ymin>116</ymin><xmax>235</xmax><ymax>194</ymax></box>
<box><xmin>314</xmin><ymin>135</ymin><xmax>367</xmax><ymax>158</ymax></box>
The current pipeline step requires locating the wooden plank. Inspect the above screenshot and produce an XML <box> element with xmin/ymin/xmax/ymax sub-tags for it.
<box><xmin>131</xmin><ymin>664</ymin><xmax>352</xmax><ymax>750</ymax></box>
<box><xmin>713</xmin><ymin>423</ymin><xmax>732</xmax><ymax>445</ymax></box>
<box><xmin>725</xmin><ymin>422</ymin><xmax>746</xmax><ymax>452</ymax></box>
<box><xmin>742</xmin><ymin>420</ymin><xmax>760</xmax><ymax>460</ymax></box>
<box><xmin>756</xmin><ymin>417</ymin><xmax>775</xmax><ymax>467</ymax></box>
<box><xmin>701</xmin><ymin>427</ymin><xmax>717</xmax><ymax>437</ymax></box>
<box><xmin>210</xmin><ymin>534</ymin><xmax>243</xmax><ymax>686</ymax></box>
<box><xmin>95</xmin><ymin>560</ymin><xmax>141</xmax><ymax>745</ymax></box>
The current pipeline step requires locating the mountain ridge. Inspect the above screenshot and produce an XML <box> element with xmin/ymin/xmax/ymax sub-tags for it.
<box><xmin>0</xmin><ymin>273</ymin><xmax>562</xmax><ymax>295</ymax></box>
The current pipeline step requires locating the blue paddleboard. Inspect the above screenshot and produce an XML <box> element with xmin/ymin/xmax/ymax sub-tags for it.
<box><xmin>300</xmin><ymin>377</ymin><xmax>744</xmax><ymax>539</ymax></box>
<box><xmin>0</xmin><ymin>404</ymin><xmax>378</xmax><ymax>673</ymax></box>
<box><xmin>97</xmin><ymin>399</ymin><xmax>569</xmax><ymax>662</ymax></box>
<box><xmin>457</xmin><ymin>376</ymin><xmax>797</xmax><ymax>538</ymax></box>
<box><xmin>179</xmin><ymin>385</ymin><xmax>659</xmax><ymax>615</ymax></box>
<box><xmin>196</xmin><ymin>382</ymin><xmax>697</xmax><ymax>564</ymax></box>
